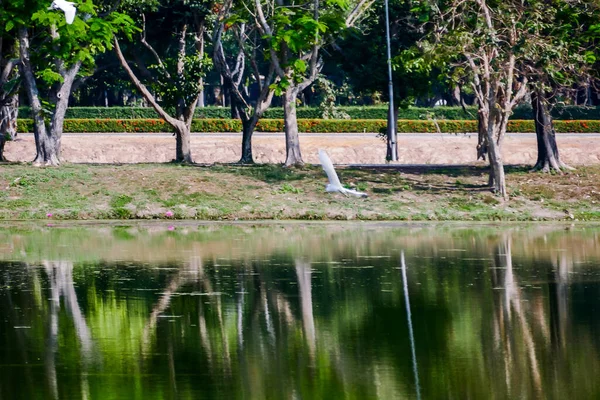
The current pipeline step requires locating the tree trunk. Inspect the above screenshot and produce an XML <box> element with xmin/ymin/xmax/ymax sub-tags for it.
<box><xmin>283</xmin><ymin>87</ymin><xmax>303</xmax><ymax>167</ymax></box>
<box><xmin>0</xmin><ymin>94</ymin><xmax>18</xmax><ymax>161</ymax></box>
<box><xmin>386</xmin><ymin>104</ymin><xmax>399</xmax><ymax>161</ymax></box>
<box><xmin>19</xmin><ymin>28</ymin><xmax>82</xmax><ymax>166</ymax></box>
<box><xmin>0</xmin><ymin>137</ymin><xmax>5</xmax><ymax>161</ymax></box>
<box><xmin>486</xmin><ymin>108</ymin><xmax>508</xmax><ymax>199</ymax></box>
<box><xmin>239</xmin><ymin>116</ymin><xmax>258</xmax><ymax>164</ymax></box>
<box><xmin>174</xmin><ymin>123</ymin><xmax>193</xmax><ymax>163</ymax></box>
<box><xmin>531</xmin><ymin>90</ymin><xmax>573</xmax><ymax>172</ymax></box>
<box><xmin>476</xmin><ymin>108</ymin><xmax>488</xmax><ymax>161</ymax></box>
<box><xmin>19</xmin><ymin>28</ymin><xmax>59</xmax><ymax>165</ymax></box>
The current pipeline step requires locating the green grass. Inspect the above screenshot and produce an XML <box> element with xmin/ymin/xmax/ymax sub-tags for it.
<box><xmin>0</xmin><ymin>163</ymin><xmax>599</xmax><ymax>221</ymax></box>
<box><xmin>212</xmin><ymin>164</ymin><xmax>309</xmax><ymax>183</ymax></box>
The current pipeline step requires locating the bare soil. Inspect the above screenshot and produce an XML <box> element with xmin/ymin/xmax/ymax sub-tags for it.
<box><xmin>5</xmin><ymin>132</ymin><xmax>600</xmax><ymax>165</ymax></box>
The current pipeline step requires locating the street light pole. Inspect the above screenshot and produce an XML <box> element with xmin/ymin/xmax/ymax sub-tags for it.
<box><xmin>384</xmin><ymin>0</ymin><xmax>397</xmax><ymax>161</ymax></box>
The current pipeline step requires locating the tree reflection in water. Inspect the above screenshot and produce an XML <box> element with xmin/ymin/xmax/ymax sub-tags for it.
<box><xmin>0</xmin><ymin>224</ymin><xmax>599</xmax><ymax>399</ymax></box>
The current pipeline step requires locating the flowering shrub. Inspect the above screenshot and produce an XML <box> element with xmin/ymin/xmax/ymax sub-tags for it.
<box><xmin>15</xmin><ymin>118</ymin><xmax>600</xmax><ymax>134</ymax></box>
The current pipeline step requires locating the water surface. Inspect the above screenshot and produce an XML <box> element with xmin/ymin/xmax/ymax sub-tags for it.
<box><xmin>1</xmin><ymin>222</ymin><xmax>599</xmax><ymax>399</ymax></box>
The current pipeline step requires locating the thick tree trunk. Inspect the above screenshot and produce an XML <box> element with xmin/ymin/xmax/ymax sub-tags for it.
<box><xmin>487</xmin><ymin>138</ymin><xmax>506</xmax><ymax>197</ymax></box>
<box><xmin>476</xmin><ymin>109</ymin><xmax>488</xmax><ymax>161</ymax></box>
<box><xmin>174</xmin><ymin>123</ymin><xmax>193</xmax><ymax>163</ymax></box>
<box><xmin>239</xmin><ymin>116</ymin><xmax>259</xmax><ymax>164</ymax></box>
<box><xmin>0</xmin><ymin>94</ymin><xmax>18</xmax><ymax>161</ymax></box>
<box><xmin>477</xmin><ymin>90</ymin><xmax>508</xmax><ymax>199</ymax></box>
<box><xmin>283</xmin><ymin>87</ymin><xmax>303</xmax><ymax>167</ymax></box>
<box><xmin>19</xmin><ymin>28</ymin><xmax>81</xmax><ymax>166</ymax></box>
<box><xmin>19</xmin><ymin>28</ymin><xmax>59</xmax><ymax>165</ymax></box>
<box><xmin>531</xmin><ymin>90</ymin><xmax>573</xmax><ymax>172</ymax></box>
<box><xmin>486</xmin><ymin>114</ymin><xmax>508</xmax><ymax>199</ymax></box>
<box><xmin>386</xmin><ymin>104</ymin><xmax>399</xmax><ymax>161</ymax></box>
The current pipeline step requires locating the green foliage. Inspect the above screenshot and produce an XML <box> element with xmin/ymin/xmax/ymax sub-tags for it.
<box><xmin>16</xmin><ymin>116</ymin><xmax>600</xmax><ymax>133</ymax></box>
<box><xmin>314</xmin><ymin>75</ymin><xmax>350</xmax><ymax>119</ymax></box>
<box><xmin>28</xmin><ymin>1</ymin><xmax>138</xmax><ymax>74</ymax></box>
<box><xmin>13</xmin><ymin>105</ymin><xmax>473</xmax><ymax>119</ymax></box>
<box><xmin>263</xmin><ymin>0</ymin><xmax>355</xmax><ymax>94</ymax></box>
<box><xmin>20</xmin><ymin>104</ymin><xmax>600</xmax><ymax>120</ymax></box>
<box><xmin>148</xmin><ymin>53</ymin><xmax>212</xmax><ymax>110</ymax></box>
<box><xmin>109</xmin><ymin>194</ymin><xmax>133</xmax><ymax>208</ymax></box>
<box><xmin>328</xmin><ymin>0</ymin><xmax>432</xmax><ymax>104</ymax></box>
<box><xmin>278</xmin><ymin>183</ymin><xmax>303</xmax><ymax>194</ymax></box>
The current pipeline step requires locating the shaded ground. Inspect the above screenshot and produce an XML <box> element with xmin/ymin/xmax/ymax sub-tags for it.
<box><xmin>0</xmin><ymin>163</ymin><xmax>598</xmax><ymax>221</ymax></box>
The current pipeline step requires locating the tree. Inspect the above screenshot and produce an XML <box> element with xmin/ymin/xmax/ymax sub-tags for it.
<box><xmin>212</xmin><ymin>0</ymin><xmax>276</xmax><ymax>164</ymax></box>
<box><xmin>10</xmin><ymin>0</ymin><xmax>137</xmax><ymax>166</ymax></box>
<box><xmin>0</xmin><ymin>23</ymin><xmax>20</xmax><ymax>161</ymax></box>
<box><xmin>414</xmin><ymin>0</ymin><xmax>600</xmax><ymax>197</ymax></box>
<box><xmin>253</xmin><ymin>0</ymin><xmax>374</xmax><ymax>166</ymax></box>
<box><xmin>416</xmin><ymin>0</ymin><xmax>543</xmax><ymax>199</ymax></box>
<box><xmin>114</xmin><ymin>0</ymin><xmax>213</xmax><ymax>163</ymax></box>
<box><xmin>523</xmin><ymin>1</ymin><xmax>599</xmax><ymax>173</ymax></box>
<box><xmin>530</xmin><ymin>90</ymin><xmax>574</xmax><ymax>173</ymax></box>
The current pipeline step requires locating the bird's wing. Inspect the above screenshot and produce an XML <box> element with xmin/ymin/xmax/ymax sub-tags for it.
<box><xmin>63</xmin><ymin>4</ymin><xmax>76</xmax><ymax>24</ymax></box>
<box><xmin>318</xmin><ymin>149</ymin><xmax>342</xmax><ymax>189</ymax></box>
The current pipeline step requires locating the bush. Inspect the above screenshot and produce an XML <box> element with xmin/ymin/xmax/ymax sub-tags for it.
<box><xmin>18</xmin><ymin>104</ymin><xmax>600</xmax><ymax>120</ymax></box>
<box><xmin>15</xmin><ymin>117</ymin><xmax>600</xmax><ymax>134</ymax></box>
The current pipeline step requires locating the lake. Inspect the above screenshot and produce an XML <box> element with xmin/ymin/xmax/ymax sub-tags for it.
<box><xmin>1</xmin><ymin>222</ymin><xmax>599</xmax><ymax>399</ymax></box>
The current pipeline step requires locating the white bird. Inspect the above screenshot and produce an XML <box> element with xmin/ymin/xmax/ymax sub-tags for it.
<box><xmin>318</xmin><ymin>149</ymin><xmax>368</xmax><ymax>198</ymax></box>
<box><xmin>48</xmin><ymin>0</ymin><xmax>77</xmax><ymax>24</ymax></box>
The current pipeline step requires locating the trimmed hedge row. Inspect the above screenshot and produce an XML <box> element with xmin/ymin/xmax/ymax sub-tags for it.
<box><xmin>15</xmin><ymin>118</ymin><xmax>600</xmax><ymax>133</ymax></box>
<box><xmin>17</xmin><ymin>104</ymin><xmax>600</xmax><ymax>120</ymax></box>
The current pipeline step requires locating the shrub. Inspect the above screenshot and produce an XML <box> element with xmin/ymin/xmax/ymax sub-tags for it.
<box><xmin>17</xmin><ymin>104</ymin><xmax>600</xmax><ymax>120</ymax></box>
<box><xmin>15</xmin><ymin>118</ymin><xmax>600</xmax><ymax>134</ymax></box>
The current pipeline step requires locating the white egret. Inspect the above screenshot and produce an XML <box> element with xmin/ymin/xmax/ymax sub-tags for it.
<box><xmin>48</xmin><ymin>0</ymin><xmax>77</xmax><ymax>24</ymax></box>
<box><xmin>318</xmin><ymin>149</ymin><xmax>368</xmax><ymax>198</ymax></box>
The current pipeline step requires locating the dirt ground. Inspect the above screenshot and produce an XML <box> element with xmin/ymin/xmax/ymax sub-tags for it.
<box><xmin>5</xmin><ymin>132</ymin><xmax>600</xmax><ymax>165</ymax></box>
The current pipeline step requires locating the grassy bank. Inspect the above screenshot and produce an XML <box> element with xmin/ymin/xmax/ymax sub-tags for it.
<box><xmin>0</xmin><ymin>163</ymin><xmax>598</xmax><ymax>221</ymax></box>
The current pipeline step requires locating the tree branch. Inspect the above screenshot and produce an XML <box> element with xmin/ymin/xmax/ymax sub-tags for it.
<box><xmin>140</xmin><ymin>14</ymin><xmax>171</xmax><ymax>80</ymax></box>
<box><xmin>0</xmin><ymin>58</ymin><xmax>20</xmax><ymax>84</ymax></box>
<box><xmin>254</xmin><ymin>0</ymin><xmax>272</xmax><ymax>36</ymax></box>
<box><xmin>114</xmin><ymin>37</ymin><xmax>182</xmax><ymax>128</ymax></box>
<box><xmin>345</xmin><ymin>0</ymin><xmax>375</xmax><ymax>27</ymax></box>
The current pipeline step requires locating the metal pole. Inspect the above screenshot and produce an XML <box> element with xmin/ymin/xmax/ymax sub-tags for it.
<box><xmin>384</xmin><ymin>0</ymin><xmax>397</xmax><ymax>161</ymax></box>
<box><xmin>401</xmin><ymin>251</ymin><xmax>421</xmax><ymax>400</ymax></box>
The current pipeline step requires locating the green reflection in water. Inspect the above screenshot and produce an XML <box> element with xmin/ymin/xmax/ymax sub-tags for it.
<box><xmin>0</xmin><ymin>223</ymin><xmax>599</xmax><ymax>399</ymax></box>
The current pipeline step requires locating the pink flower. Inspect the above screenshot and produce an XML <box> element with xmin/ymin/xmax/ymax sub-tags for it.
<box><xmin>165</xmin><ymin>211</ymin><xmax>174</xmax><ymax>218</ymax></box>
<box><xmin>46</xmin><ymin>213</ymin><xmax>53</xmax><ymax>218</ymax></box>
<box><xmin>168</xmin><ymin>226</ymin><xmax>175</xmax><ymax>231</ymax></box>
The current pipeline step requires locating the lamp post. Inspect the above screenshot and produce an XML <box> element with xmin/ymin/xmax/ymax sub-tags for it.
<box><xmin>384</xmin><ymin>0</ymin><xmax>397</xmax><ymax>161</ymax></box>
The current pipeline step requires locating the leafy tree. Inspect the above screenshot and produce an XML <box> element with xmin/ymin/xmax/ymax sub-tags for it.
<box><xmin>9</xmin><ymin>0</ymin><xmax>137</xmax><ymax>166</ymax></box>
<box><xmin>0</xmin><ymin>16</ymin><xmax>20</xmax><ymax>161</ymax></box>
<box><xmin>114</xmin><ymin>0</ymin><xmax>214</xmax><ymax>163</ymax></box>
<box><xmin>523</xmin><ymin>1</ymin><xmax>600</xmax><ymax>173</ymax></box>
<box><xmin>212</xmin><ymin>0</ymin><xmax>276</xmax><ymax>164</ymax></box>
<box><xmin>414</xmin><ymin>0</ymin><xmax>550</xmax><ymax>198</ymax></box>
<box><xmin>253</xmin><ymin>0</ymin><xmax>374</xmax><ymax>166</ymax></box>
<box><xmin>412</xmin><ymin>0</ymin><xmax>600</xmax><ymax>197</ymax></box>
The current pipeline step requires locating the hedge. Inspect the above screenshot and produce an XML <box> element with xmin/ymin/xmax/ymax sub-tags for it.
<box><xmin>17</xmin><ymin>104</ymin><xmax>600</xmax><ymax>120</ymax></box>
<box><xmin>14</xmin><ymin>118</ymin><xmax>600</xmax><ymax>133</ymax></box>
